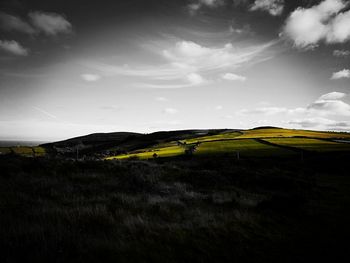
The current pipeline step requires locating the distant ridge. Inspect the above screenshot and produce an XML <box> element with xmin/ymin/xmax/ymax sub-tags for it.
<box><xmin>41</xmin><ymin>132</ymin><xmax>141</xmax><ymax>148</ymax></box>
<box><xmin>251</xmin><ymin>126</ymin><xmax>281</xmax><ymax>130</ymax></box>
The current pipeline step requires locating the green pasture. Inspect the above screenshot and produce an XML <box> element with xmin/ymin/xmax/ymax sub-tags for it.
<box><xmin>183</xmin><ymin>131</ymin><xmax>242</xmax><ymax>144</ymax></box>
<box><xmin>11</xmin><ymin>147</ymin><xmax>34</xmax><ymax>157</ymax></box>
<box><xmin>237</xmin><ymin>128</ymin><xmax>350</xmax><ymax>140</ymax></box>
<box><xmin>194</xmin><ymin>139</ymin><xmax>294</xmax><ymax>157</ymax></box>
<box><xmin>33</xmin><ymin>146</ymin><xmax>46</xmax><ymax>156</ymax></box>
<box><xmin>0</xmin><ymin>147</ymin><xmax>12</xmax><ymax>155</ymax></box>
<box><xmin>264</xmin><ymin>138</ymin><xmax>350</xmax><ymax>152</ymax></box>
<box><xmin>106</xmin><ymin>145</ymin><xmax>185</xmax><ymax>160</ymax></box>
<box><xmin>0</xmin><ymin>146</ymin><xmax>46</xmax><ymax>157</ymax></box>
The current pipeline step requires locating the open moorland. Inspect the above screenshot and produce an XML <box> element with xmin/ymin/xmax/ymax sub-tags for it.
<box><xmin>1</xmin><ymin>127</ymin><xmax>350</xmax><ymax>263</ymax></box>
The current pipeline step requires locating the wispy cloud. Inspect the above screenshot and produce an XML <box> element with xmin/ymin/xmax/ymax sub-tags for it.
<box><xmin>333</xmin><ymin>49</ymin><xmax>350</xmax><ymax>57</ymax></box>
<box><xmin>84</xmin><ymin>39</ymin><xmax>276</xmax><ymax>89</ymax></box>
<box><xmin>163</xmin><ymin>108</ymin><xmax>178</xmax><ymax>114</ymax></box>
<box><xmin>0</xmin><ymin>12</ymin><xmax>35</xmax><ymax>34</ymax></box>
<box><xmin>162</xmin><ymin>40</ymin><xmax>274</xmax><ymax>73</ymax></box>
<box><xmin>222</xmin><ymin>73</ymin><xmax>247</xmax><ymax>82</ymax></box>
<box><xmin>155</xmin><ymin>97</ymin><xmax>168</xmax><ymax>102</ymax></box>
<box><xmin>0</xmin><ymin>11</ymin><xmax>72</xmax><ymax>36</ymax></box>
<box><xmin>33</xmin><ymin>106</ymin><xmax>58</xmax><ymax>119</ymax></box>
<box><xmin>319</xmin><ymin>91</ymin><xmax>346</xmax><ymax>100</ymax></box>
<box><xmin>187</xmin><ymin>0</ymin><xmax>224</xmax><ymax>14</ymax></box>
<box><xmin>28</xmin><ymin>11</ymin><xmax>72</xmax><ymax>36</ymax></box>
<box><xmin>0</xmin><ymin>40</ymin><xmax>28</xmax><ymax>56</ymax></box>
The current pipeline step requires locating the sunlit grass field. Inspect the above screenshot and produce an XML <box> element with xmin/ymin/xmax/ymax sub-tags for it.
<box><xmin>183</xmin><ymin>131</ymin><xmax>242</xmax><ymax>144</ymax></box>
<box><xmin>106</xmin><ymin>145</ymin><xmax>185</xmax><ymax>160</ymax></box>
<box><xmin>264</xmin><ymin>138</ymin><xmax>350</xmax><ymax>152</ymax></box>
<box><xmin>0</xmin><ymin>147</ymin><xmax>12</xmax><ymax>155</ymax></box>
<box><xmin>236</xmin><ymin>128</ymin><xmax>350</xmax><ymax>139</ymax></box>
<box><xmin>0</xmin><ymin>146</ymin><xmax>46</xmax><ymax>157</ymax></box>
<box><xmin>194</xmin><ymin>139</ymin><xmax>294</xmax><ymax>157</ymax></box>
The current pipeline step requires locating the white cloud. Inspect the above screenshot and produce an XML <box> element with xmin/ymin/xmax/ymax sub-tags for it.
<box><xmin>300</xmin><ymin>92</ymin><xmax>350</xmax><ymax>117</ymax></box>
<box><xmin>187</xmin><ymin>73</ymin><xmax>205</xmax><ymax>85</ymax></box>
<box><xmin>238</xmin><ymin>91</ymin><xmax>350</xmax><ymax>117</ymax></box>
<box><xmin>155</xmin><ymin>97</ymin><xmax>168</xmax><ymax>102</ymax></box>
<box><xmin>163</xmin><ymin>108</ymin><xmax>178</xmax><ymax>114</ymax></box>
<box><xmin>200</xmin><ymin>0</ymin><xmax>222</xmax><ymax>6</ymax></box>
<box><xmin>326</xmin><ymin>8</ymin><xmax>350</xmax><ymax>43</ymax></box>
<box><xmin>188</xmin><ymin>0</ymin><xmax>223</xmax><ymax>13</ymax></box>
<box><xmin>282</xmin><ymin>0</ymin><xmax>350</xmax><ymax>49</ymax></box>
<box><xmin>188</xmin><ymin>4</ymin><xmax>201</xmax><ymax>13</ymax></box>
<box><xmin>236</xmin><ymin>91</ymin><xmax>350</xmax><ymax>131</ymax></box>
<box><xmin>250</xmin><ymin>0</ymin><xmax>284</xmax><ymax>16</ymax></box>
<box><xmin>81</xmin><ymin>74</ymin><xmax>101</xmax><ymax>82</ymax></box>
<box><xmin>229</xmin><ymin>24</ymin><xmax>253</xmax><ymax>35</ymax></box>
<box><xmin>331</xmin><ymin>69</ymin><xmax>350</xmax><ymax>79</ymax></box>
<box><xmin>28</xmin><ymin>11</ymin><xmax>72</xmax><ymax>36</ymax></box>
<box><xmin>0</xmin><ymin>12</ymin><xmax>35</xmax><ymax>34</ymax></box>
<box><xmin>319</xmin><ymin>91</ymin><xmax>346</xmax><ymax>100</ymax></box>
<box><xmin>307</xmin><ymin>99</ymin><xmax>350</xmax><ymax>116</ymax></box>
<box><xmin>0</xmin><ymin>40</ymin><xmax>28</xmax><ymax>56</ymax></box>
<box><xmin>333</xmin><ymin>49</ymin><xmax>350</xmax><ymax>57</ymax></box>
<box><xmin>215</xmin><ymin>105</ymin><xmax>223</xmax><ymax>110</ymax></box>
<box><xmin>222</xmin><ymin>72</ymin><xmax>247</xmax><ymax>82</ymax></box>
<box><xmin>290</xmin><ymin>117</ymin><xmax>350</xmax><ymax>130</ymax></box>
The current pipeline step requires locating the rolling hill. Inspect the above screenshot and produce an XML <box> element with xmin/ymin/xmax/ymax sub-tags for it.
<box><xmin>2</xmin><ymin>127</ymin><xmax>350</xmax><ymax>159</ymax></box>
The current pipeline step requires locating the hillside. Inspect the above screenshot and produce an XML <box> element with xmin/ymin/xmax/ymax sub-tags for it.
<box><xmin>105</xmin><ymin>127</ymin><xmax>350</xmax><ymax>160</ymax></box>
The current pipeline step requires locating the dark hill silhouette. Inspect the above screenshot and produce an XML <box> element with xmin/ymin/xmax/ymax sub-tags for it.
<box><xmin>41</xmin><ymin>129</ymin><xmax>236</xmax><ymax>157</ymax></box>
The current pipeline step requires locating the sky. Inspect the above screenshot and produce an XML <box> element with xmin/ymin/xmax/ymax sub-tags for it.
<box><xmin>0</xmin><ymin>0</ymin><xmax>350</xmax><ymax>141</ymax></box>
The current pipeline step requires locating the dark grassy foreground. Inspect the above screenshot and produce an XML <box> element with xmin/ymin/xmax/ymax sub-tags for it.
<box><xmin>1</xmin><ymin>153</ymin><xmax>350</xmax><ymax>263</ymax></box>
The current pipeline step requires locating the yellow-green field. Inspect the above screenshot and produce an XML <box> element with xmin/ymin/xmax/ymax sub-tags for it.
<box><xmin>236</xmin><ymin>128</ymin><xmax>350</xmax><ymax>139</ymax></box>
<box><xmin>194</xmin><ymin>139</ymin><xmax>294</xmax><ymax>157</ymax></box>
<box><xmin>183</xmin><ymin>131</ymin><xmax>242</xmax><ymax>144</ymax></box>
<box><xmin>106</xmin><ymin>145</ymin><xmax>185</xmax><ymax>160</ymax></box>
<box><xmin>264</xmin><ymin>138</ymin><xmax>350</xmax><ymax>152</ymax></box>
<box><xmin>0</xmin><ymin>146</ymin><xmax>46</xmax><ymax>157</ymax></box>
<box><xmin>0</xmin><ymin>147</ymin><xmax>12</xmax><ymax>155</ymax></box>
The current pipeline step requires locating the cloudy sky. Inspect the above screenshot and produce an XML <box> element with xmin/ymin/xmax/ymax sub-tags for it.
<box><xmin>0</xmin><ymin>0</ymin><xmax>350</xmax><ymax>141</ymax></box>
